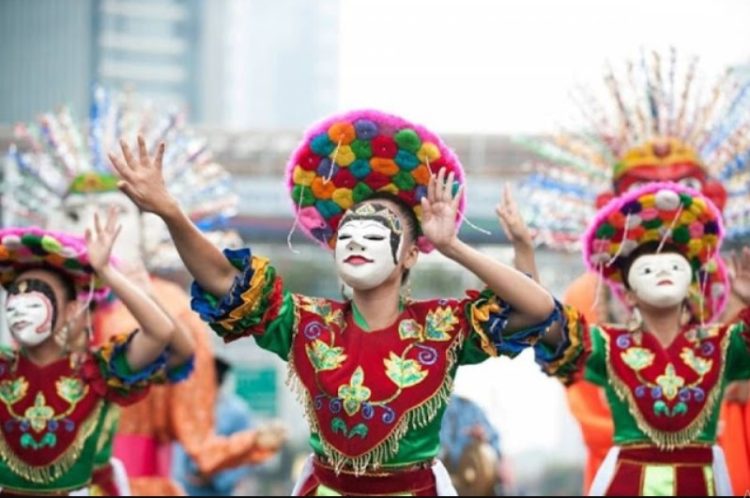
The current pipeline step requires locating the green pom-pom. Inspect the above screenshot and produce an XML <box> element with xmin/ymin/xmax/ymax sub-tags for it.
<box><xmin>349</xmin><ymin>159</ymin><xmax>372</xmax><ymax>179</ymax></box>
<box><xmin>21</xmin><ymin>234</ymin><xmax>42</xmax><ymax>248</ymax></box>
<box><xmin>643</xmin><ymin>219</ymin><xmax>663</xmax><ymax>230</ymax></box>
<box><xmin>63</xmin><ymin>258</ymin><xmax>83</xmax><ymax>270</ymax></box>
<box><xmin>672</xmin><ymin>226</ymin><xmax>691</xmax><ymax>245</ymax></box>
<box><xmin>316</xmin><ymin>200</ymin><xmax>342</xmax><ymax>219</ymax></box>
<box><xmin>310</xmin><ymin>133</ymin><xmax>335</xmax><ymax>156</ymax></box>
<box><xmin>41</xmin><ymin>236</ymin><xmax>63</xmax><ymax>254</ymax></box>
<box><xmin>596</xmin><ymin>223</ymin><xmax>616</xmax><ymax>239</ymax></box>
<box><xmin>394</xmin><ymin>129</ymin><xmax>421</xmax><ymax>153</ymax></box>
<box><xmin>679</xmin><ymin>194</ymin><xmax>694</xmax><ymax>208</ymax></box>
<box><xmin>351</xmin><ymin>139</ymin><xmax>372</xmax><ymax>159</ymax></box>
<box><xmin>353</xmin><ymin>182</ymin><xmax>374</xmax><ymax>204</ymax></box>
<box><xmin>392</xmin><ymin>171</ymin><xmax>416</xmax><ymax>191</ymax></box>
<box><xmin>292</xmin><ymin>185</ymin><xmax>316</xmax><ymax>207</ymax></box>
<box><xmin>394</xmin><ymin>150</ymin><xmax>420</xmax><ymax>171</ymax></box>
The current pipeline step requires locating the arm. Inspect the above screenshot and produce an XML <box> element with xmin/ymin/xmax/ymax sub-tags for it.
<box><xmin>496</xmin><ymin>184</ymin><xmax>540</xmax><ymax>283</ymax></box>
<box><xmin>87</xmin><ymin>209</ymin><xmax>178</xmax><ymax>371</ymax></box>
<box><xmin>109</xmin><ymin>136</ymin><xmax>238</xmax><ymax>296</ymax></box>
<box><xmin>421</xmin><ymin>169</ymin><xmax>555</xmax><ymax>327</ymax></box>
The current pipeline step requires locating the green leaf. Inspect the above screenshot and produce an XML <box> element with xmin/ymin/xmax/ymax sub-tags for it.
<box><xmin>385</xmin><ymin>352</ymin><xmax>428</xmax><ymax>389</ymax></box>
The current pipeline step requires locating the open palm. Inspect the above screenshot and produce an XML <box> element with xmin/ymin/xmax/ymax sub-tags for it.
<box><xmin>109</xmin><ymin>135</ymin><xmax>174</xmax><ymax>215</ymax></box>
<box><xmin>85</xmin><ymin>207</ymin><xmax>122</xmax><ymax>271</ymax></box>
<box><xmin>420</xmin><ymin>168</ymin><xmax>464</xmax><ymax>251</ymax></box>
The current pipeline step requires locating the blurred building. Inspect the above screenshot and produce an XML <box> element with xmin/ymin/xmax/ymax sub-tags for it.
<box><xmin>0</xmin><ymin>0</ymin><xmax>339</xmax><ymax>127</ymax></box>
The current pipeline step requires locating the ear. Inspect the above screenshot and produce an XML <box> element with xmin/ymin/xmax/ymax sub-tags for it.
<box><xmin>623</xmin><ymin>288</ymin><xmax>638</xmax><ymax>308</ymax></box>
<box><xmin>402</xmin><ymin>244</ymin><xmax>419</xmax><ymax>271</ymax></box>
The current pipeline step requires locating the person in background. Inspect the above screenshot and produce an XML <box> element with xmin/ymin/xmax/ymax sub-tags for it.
<box><xmin>440</xmin><ymin>394</ymin><xmax>511</xmax><ymax>496</ymax></box>
<box><xmin>173</xmin><ymin>357</ymin><xmax>261</xmax><ymax>496</ymax></box>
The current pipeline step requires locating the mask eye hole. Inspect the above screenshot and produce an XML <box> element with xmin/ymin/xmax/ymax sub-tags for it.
<box><xmin>338</xmin><ymin>234</ymin><xmax>352</xmax><ymax>241</ymax></box>
<box><xmin>365</xmin><ymin>235</ymin><xmax>385</xmax><ymax>241</ymax></box>
<box><xmin>65</xmin><ymin>210</ymin><xmax>80</xmax><ymax>222</ymax></box>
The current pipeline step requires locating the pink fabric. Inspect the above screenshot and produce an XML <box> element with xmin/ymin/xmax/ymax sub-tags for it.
<box><xmin>113</xmin><ymin>434</ymin><xmax>161</xmax><ymax>478</ymax></box>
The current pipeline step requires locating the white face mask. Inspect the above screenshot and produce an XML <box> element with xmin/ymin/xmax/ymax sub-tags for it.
<box><xmin>6</xmin><ymin>292</ymin><xmax>55</xmax><ymax>347</ymax></box>
<box><xmin>334</xmin><ymin>205</ymin><xmax>404</xmax><ymax>291</ymax></box>
<box><xmin>627</xmin><ymin>253</ymin><xmax>693</xmax><ymax>309</ymax></box>
<box><xmin>52</xmin><ymin>191</ymin><xmax>142</xmax><ymax>264</ymax></box>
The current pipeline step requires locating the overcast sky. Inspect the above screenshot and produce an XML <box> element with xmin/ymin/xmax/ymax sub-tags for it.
<box><xmin>339</xmin><ymin>0</ymin><xmax>750</xmax><ymax>133</ymax></box>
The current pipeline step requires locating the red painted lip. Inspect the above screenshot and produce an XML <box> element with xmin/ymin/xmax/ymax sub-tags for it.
<box><xmin>658</xmin><ymin>279</ymin><xmax>674</xmax><ymax>286</ymax></box>
<box><xmin>345</xmin><ymin>255</ymin><xmax>373</xmax><ymax>265</ymax></box>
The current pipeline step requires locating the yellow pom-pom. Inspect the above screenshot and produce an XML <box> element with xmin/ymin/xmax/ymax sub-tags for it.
<box><xmin>417</xmin><ymin>142</ymin><xmax>441</xmax><ymax>163</ymax></box>
<box><xmin>679</xmin><ymin>211</ymin><xmax>697</xmax><ymax>225</ymax></box>
<box><xmin>639</xmin><ymin>194</ymin><xmax>656</xmax><ymax>209</ymax></box>
<box><xmin>687</xmin><ymin>239</ymin><xmax>703</xmax><ymax>258</ymax></box>
<box><xmin>642</xmin><ymin>229</ymin><xmax>661</xmax><ymax>242</ymax></box>
<box><xmin>332</xmin><ymin>189</ymin><xmax>354</xmax><ymax>210</ymax></box>
<box><xmin>378</xmin><ymin>183</ymin><xmax>399</xmax><ymax>195</ymax></box>
<box><xmin>333</xmin><ymin>145</ymin><xmax>356</xmax><ymax>166</ymax></box>
<box><xmin>293</xmin><ymin>166</ymin><xmax>315</xmax><ymax>187</ymax></box>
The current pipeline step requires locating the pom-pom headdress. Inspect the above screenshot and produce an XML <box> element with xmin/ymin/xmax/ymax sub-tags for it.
<box><xmin>584</xmin><ymin>183</ymin><xmax>728</xmax><ymax>322</ymax></box>
<box><xmin>285</xmin><ymin>110</ymin><xmax>466</xmax><ymax>253</ymax></box>
<box><xmin>0</xmin><ymin>227</ymin><xmax>111</xmax><ymax>302</ymax></box>
<box><xmin>517</xmin><ymin>50</ymin><xmax>750</xmax><ymax>250</ymax></box>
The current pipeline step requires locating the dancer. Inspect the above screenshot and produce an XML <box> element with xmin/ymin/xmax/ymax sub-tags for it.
<box><xmin>0</xmin><ymin>210</ymin><xmax>193</xmax><ymax>495</ymax></box>
<box><xmin>515</xmin><ymin>50</ymin><xmax>750</xmax><ymax>492</ymax></box>
<box><xmin>109</xmin><ymin>110</ymin><xmax>557</xmax><ymax>495</ymax></box>
<box><xmin>535</xmin><ymin>183</ymin><xmax>750</xmax><ymax>495</ymax></box>
<box><xmin>4</xmin><ymin>88</ymin><xmax>286</xmax><ymax>495</ymax></box>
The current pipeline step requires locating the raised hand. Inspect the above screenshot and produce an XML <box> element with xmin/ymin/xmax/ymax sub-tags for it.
<box><xmin>85</xmin><ymin>207</ymin><xmax>122</xmax><ymax>271</ymax></box>
<box><xmin>496</xmin><ymin>184</ymin><xmax>533</xmax><ymax>248</ymax></box>
<box><xmin>420</xmin><ymin>167</ymin><xmax>464</xmax><ymax>253</ymax></box>
<box><xmin>729</xmin><ymin>247</ymin><xmax>750</xmax><ymax>304</ymax></box>
<box><xmin>254</xmin><ymin>420</ymin><xmax>288</xmax><ymax>451</ymax></box>
<box><xmin>108</xmin><ymin>135</ymin><xmax>175</xmax><ymax>216</ymax></box>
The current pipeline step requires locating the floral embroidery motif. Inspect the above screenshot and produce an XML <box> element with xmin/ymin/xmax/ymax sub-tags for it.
<box><xmin>306</xmin><ymin>340</ymin><xmax>347</xmax><ymax>372</ymax></box>
<box><xmin>25</xmin><ymin>393</ymin><xmax>56</xmax><ymax>433</ymax></box>
<box><xmin>56</xmin><ymin>377</ymin><xmax>88</xmax><ymax>406</ymax></box>
<box><xmin>425</xmin><ymin>307</ymin><xmax>459</xmax><ymax>341</ymax></box>
<box><xmin>337</xmin><ymin>367</ymin><xmax>372</xmax><ymax>416</ymax></box>
<box><xmin>621</xmin><ymin>347</ymin><xmax>655</xmax><ymax>371</ymax></box>
<box><xmin>655</xmin><ymin>364</ymin><xmax>685</xmax><ymax>401</ymax></box>
<box><xmin>0</xmin><ymin>377</ymin><xmax>29</xmax><ymax>406</ymax></box>
<box><xmin>384</xmin><ymin>352</ymin><xmax>428</xmax><ymax>389</ymax></box>
<box><xmin>398</xmin><ymin>319</ymin><xmax>423</xmax><ymax>341</ymax></box>
<box><xmin>300</xmin><ymin>297</ymin><xmax>345</xmax><ymax>329</ymax></box>
<box><xmin>680</xmin><ymin>348</ymin><xmax>713</xmax><ymax>376</ymax></box>
<box><xmin>331</xmin><ymin>418</ymin><xmax>369</xmax><ymax>439</ymax></box>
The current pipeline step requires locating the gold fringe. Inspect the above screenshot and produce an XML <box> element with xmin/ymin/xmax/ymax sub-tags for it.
<box><xmin>0</xmin><ymin>401</ymin><xmax>104</xmax><ymax>485</ymax></box>
<box><xmin>286</xmin><ymin>293</ymin><xmax>465</xmax><ymax>476</ymax></box>
<box><xmin>94</xmin><ymin>405</ymin><xmax>120</xmax><ymax>454</ymax></box>
<box><xmin>602</xmin><ymin>328</ymin><xmax>730</xmax><ymax>450</ymax></box>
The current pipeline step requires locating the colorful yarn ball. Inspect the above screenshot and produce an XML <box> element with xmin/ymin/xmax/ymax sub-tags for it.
<box><xmin>286</xmin><ymin>110</ymin><xmax>466</xmax><ymax>252</ymax></box>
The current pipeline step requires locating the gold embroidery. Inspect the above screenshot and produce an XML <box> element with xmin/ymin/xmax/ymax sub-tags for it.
<box><xmin>338</xmin><ymin>367</ymin><xmax>372</xmax><ymax>417</ymax></box>
<box><xmin>25</xmin><ymin>393</ymin><xmax>56</xmax><ymax>433</ymax></box>
<box><xmin>424</xmin><ymin>307</ymin><xmax>459</xmax><ymax>342</ymax></box>
<box><xmin>621</xmin><ymin>347</ymin><xmax>655</xmax><ymax>371</ymax></box>
<box><xmin>0</xmin><ymin>377</ymin><xmax>29</xmax><ymax>406</ymax></box>
<box><xmin>603</xmin><ymin>324</ymin><xmax>731</xmax><ymax>450</ymax></box>
<box><xmin>384</xmin><ymin>352</ymin><xmax>428</xmax><ymax>389</ymax></box>
<box><xmin>655</xmin><ymin>364</ymin><xmax>685</xmax><ymax>401</ymax></box>
<box><xmin>0</xmin><ymin>401</ymin><xmax>105</xmax><ymax>484</ymax></box>
<box><xmin>306</xmin><ymin>340</ymin><xmax>348</xmax><ymax>372</ymax></box>
<box><xmin>56</xmin><ymin>377</ymin><xmax>89</xmax><ymax>406</ymax></box>
<box><xmin>398</xmin><ymin>320</ymin><xmax>423</xmax><ymax>341</ymax></box>
<box><xmin>680</xmin><ymin>348</ymin><xmax>713</xmax><ymax>377</ymax></box>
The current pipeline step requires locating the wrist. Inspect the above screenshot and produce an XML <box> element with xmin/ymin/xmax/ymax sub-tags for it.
<box><xmin>158</xmin><ymin>197</ymin><xmax>182</xmax><ymax>220</ymax></box>
<box><xmin>436</xmin><ymin>237</ymin><xmax>464</xmax><ymax>259</ymax></box>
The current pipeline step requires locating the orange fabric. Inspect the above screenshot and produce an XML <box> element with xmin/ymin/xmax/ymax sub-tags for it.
<box><xmin>562</xmin><ymin>272</ymin><xmax>750</xmax><ymax>495</ymax></box>
<box><xmin>94</xmin><ymin>277</ymin><xmax>275</xmax><ymax>496</ymax></box>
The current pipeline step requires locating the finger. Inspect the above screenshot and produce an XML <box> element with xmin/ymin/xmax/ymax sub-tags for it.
<box><xmin>154</xmin><ymin>142</ymin><xmax>166</xmax><ymax>171</ymax></box>
<box><xmin>112</xmin><ymin>224</ymin><xmax>123</xmax><ymax>244</ymax></box>
<box><xmin>106</xmin><ymin>206</ymin><xmax>118</xmax><ymax>233</ymax></box>
<box><xmin>420</xmin><ymin>196</ymin><xmax>432</xmax><ymax>221</ymax></box>
<box><xmin>120</xmin><ymin>139</ymin><xmax>137</xmax><ymax>170</ymax></box>
<box><xmin>108</xmin><ymin>152</ymin><xmax>132</xmax><ymax>179</ymax></box>
<box><xmin>436</xmin><ymin>168</ymin><xmax>446</xmax><ymax>201</ymax></box>
<box><xmin>118</xmin><ymin>181</ymin><xmax>138</xmax><ymax>202</ymax></box>
<box><xmin>427</xmin><ymin>172</ymin><xmax>436</xmax><ymax>203</ymax></box>
<box><xmin>497</xmin><ymin>215</ymin><xmax>512</xmax><ymax>240</ymax></box>
<box><xmin>137</xmin><ymin>135</ymin><xmax>149</xmax><ymax>167</ymax></box>
<box><xmin>94</xmin><ymin>211</ymin><xmax>103</xmax><ymax>237</ymax></box>
<box><xmin>505</xmin><ymin>184</ymin><xmax>517</xmax><ymax>212</ymax></box>
<box><xmin>84</xmin><ymin>228</ymin><xmax>92</xmax><ymax>244</ymax></box>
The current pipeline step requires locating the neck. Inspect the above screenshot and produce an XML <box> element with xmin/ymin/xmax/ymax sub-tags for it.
<box><xmin>23</xmin><ymin>336</ymin><xmax>65</xmax><ymax>367</ymax></box>
<box><xmin>638</xmin><ymin>303</ymin><xmax>683</xmax><ymax>348</ymax></box>
<box><xmin>351</xmin><ymin>278</ymin><xmax>402</xmax><ymax>330</ymax></box>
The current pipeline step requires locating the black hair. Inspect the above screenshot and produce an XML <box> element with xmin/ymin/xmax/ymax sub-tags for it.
<box><xmin>619</xmin><ymin>241</ymin><xmax>686</xmax><ymax>290</ymax></box>
<box><xmin>350</xmin><ymin>192</ymin><xmax>420</xmax><ymax>284</ymax></box>
<box><xmin>214</xmin><ymin>356</ymin><xmax>231</xmax><ymax>386</ymax></box>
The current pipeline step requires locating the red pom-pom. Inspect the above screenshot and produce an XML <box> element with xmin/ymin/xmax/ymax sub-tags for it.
<box><xmin>365</xmin><ymin>171</ymin><xmax>392</xmax><ymax>191</ymax></box>
<box><xmin>298</xmin><ymin>147</ymin><xmax>321</xmax><ymax>171</ymax></box>
<box><xmin>371</xmin><ymin>136</ymin><xmax>398</xmax><ymax>158</ymax></box>
<box><xmin>333</xmin><ymin>168</ymin><xmax>358</xmax><ymax>189</ymax></box>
